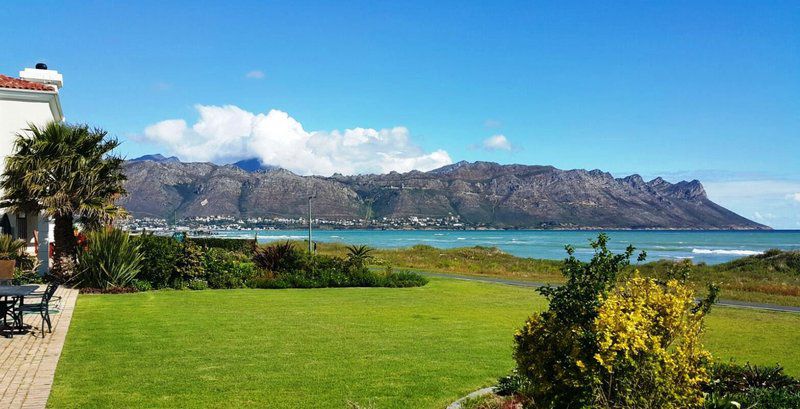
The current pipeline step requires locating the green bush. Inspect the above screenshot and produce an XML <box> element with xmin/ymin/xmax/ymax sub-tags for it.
<box><xmin>131</xmin><ymin>279</ymin><xmax>152</xmax><ymax>292</ymax></box>
<box><xmin>202</xmin><ymin>248</ymin><xmax>257</xmax><ymax>289</ymax></box>
<box><xmin>76</xmin><ymin>229</ymin><xmax>143</xmax><ymax>289</ymax></box>
<box><xmin>187</xmin><ymin>278</ymin><xmax>209</xmax><ymax>290</ymax></box>
<box><xmin>250</xmin><ymin>243</ymin><xmax>426</xmax><ymax>289</ymax></box>
<box><xmin>135</xmin><ymin>234</ymin><xmax>182</xmax><ymax>289</ymax></box>
<box><xmin>706</xmin><ymin>363</ymin><xmax>799</xmax><ymax>395</ymax></box>
<box><xmin>253</xmin><ymin>241</ymin><xmax>304</xmax><ymax>272</ymax></box>
<box><xmin>706</xmin><ymin>388</ymin><xmax>800</xmax><ymax>409</ymax></box>
<box><xmin>174</xmin><ymin>241</ymin><xmax>205</xmax><ymax>286</ymax></box>
<box><xmin>496</xmin><ymin>370</ymin><xmax>528</xmax><ymax>396</ymax></box>
<box><xmin>383</xmin><ymin>271</ymin><xmax>428</xmax><ymax>287</ymax></box>
<box><xmin>188</xmin><ymin>237</ymin><xmax>256</xmax><ymax>253</ymax></box>
<box><xmin>704</xmin><ymin>363</ymin><xmax>800</xmax><ymax>408</ymax></box>
<box><xmin>13</xmin><ymin>267</ymin><xmax>44</xmax><ymax>285</ymax></box>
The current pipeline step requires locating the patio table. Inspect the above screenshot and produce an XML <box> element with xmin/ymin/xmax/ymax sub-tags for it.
<box><xmin>0</xmin><ymin>285</ymin><xmax>39</xmax><ymax>337</ymax></box>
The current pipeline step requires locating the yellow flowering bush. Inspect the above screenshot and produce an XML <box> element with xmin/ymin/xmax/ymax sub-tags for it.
<box><xmin>591</xmin><ymin>274</ymin><xmax>712</xmax><ymax>408</ymax></box>
<box><xmin>514</xmin><ymin>234</ymin><xmax>644</xmax><ymax>408</ymax></box>
<box><xmin>512</xmin><ymin>235</ymin><xmax>717</xmax><ymax>409</ymax></box>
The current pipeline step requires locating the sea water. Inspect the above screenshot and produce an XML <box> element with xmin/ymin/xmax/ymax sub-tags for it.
<box><xmin>213</xmin><ymin>229</ymin><xmax>800</xmax><ymax>265</ymax></box>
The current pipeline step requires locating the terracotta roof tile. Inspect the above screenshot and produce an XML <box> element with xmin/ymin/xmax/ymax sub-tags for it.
<box><xmin>0</xmin><ymin>74</ymin><xmax>55</xmax><ymax>92</ymax></box>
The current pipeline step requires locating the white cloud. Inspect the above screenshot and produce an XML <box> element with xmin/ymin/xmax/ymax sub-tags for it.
<box><xmin>753</xmin><ymin>211</ymin><xmax>776</xmax><ymax>220</ymax></box>
<box><xmin>142</xmin><ymin>105</ymin><xmax>452</xmax><ymax>176</ymax></box>
<box><xmin>482</xmin><ymin>134</ymin><xmax>513</xmax><ymax>151</ymax></box>
<box><xmin>245</xmin><ymin>70</ymin><xmax>265</xmax><ymax>79</ymax></box>
<box><xmin>787</xmin><ymin>192</ymin><xmax>800</xmax><ymax>203</ymax></box>
<box><xmin>703</xmin><ymin>180</ymin><xmax>800</xmax><ymax>229</ymax></box>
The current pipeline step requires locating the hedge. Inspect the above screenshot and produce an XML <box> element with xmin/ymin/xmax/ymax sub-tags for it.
<box><xmin>187</xmin><ymin>237</ymin><xmax>257</xmax><ymax>253</ymax></box>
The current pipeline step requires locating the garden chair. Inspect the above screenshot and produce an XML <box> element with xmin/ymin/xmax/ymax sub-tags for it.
<box><xmin>16</xmin><ymin>281</ymin><xmax>59</xmax><ymax>334</ymax></box>
<box><xmin>0</xmin><ymin>297</ymin><xmax>20</xmax><ymax>338</ymax></box>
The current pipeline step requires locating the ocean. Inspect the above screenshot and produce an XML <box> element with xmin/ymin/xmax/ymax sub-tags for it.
<box><xmin>211</xmin><ymin>229</ymin><xmax>800</xmax><ymax>265</ymax></box>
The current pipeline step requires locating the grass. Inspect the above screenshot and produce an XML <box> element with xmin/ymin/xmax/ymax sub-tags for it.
<box><xmin>311</xmin><ymin>242</ymin><xmax>800</xmax><ymax>307</ymax></box>
<box><xmin>50</xmin><ymin>277</ymin><xmax>800</xmax><ymax>408</ymax></box>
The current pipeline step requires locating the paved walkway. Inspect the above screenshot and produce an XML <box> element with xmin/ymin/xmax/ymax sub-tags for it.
<box><xmin>420</xmin><ymin>271</ymin><xmax>800</xmax><ymax>313</ymax></box>
<box><xmin>0</xmin><ymin>286</ymin><xmax>79</xmax><ymax>409</ymax></box>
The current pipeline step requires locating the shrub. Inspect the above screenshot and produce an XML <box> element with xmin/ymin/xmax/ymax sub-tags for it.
<box><xmin>496</xmin><ymin>370</ymin><xmax>528</xmax><ymax>396</ymax></box>
<box><xmin>383</xmin><ymin>271</ymin><xmax>428</xmax><ymax>287</ymax></box>
<box><xmin>513</xmin><ymin>234</ymin><xmax>718</xmax><ymax>409</ymax></box>
<box><xmin>706</xmin><ymin>387</ymin><xmax>800</xmax><ymax>409</ymax></box>
<box><xmin>76</xmin><ymin>229</ymin><xmax>143</xmax><ymax>289</ymax></box>
<box><xmin>514</xmin><ymin>233</ymin><xmax>643</xmax><ymax>408</ymax></box>
<box><xmin>249</xmin><ymin>248</ymin><xmax>427</xmax><ymax>289</ymax></box>
<box><xmin>175</xmin><ymin>241</ymin><xmax>205</xmax><ymax>285</ymax></box>
<box><xmin>131</xmin><ymin>279</ymin><xmax>152</xmax><ymax>292</ymax></box>
<box><xmin>706</xmin><ymin>363</ymin><xmax>799</xmax><ymax>395</ymax></box>
<box><xmin>135</xmin><ymin>234</ymin><xmax>182</xmax><ymax>289</ymax></box>
<box><xmin>253</xmin><ymin>241</ymin><xmax>304</xmax><ymax>273</ymax></box>
<box><xmin>13</xmin><ymin>266</ymin><xmax>44</xmax><ymax>285</ymax></box>
<box><xmin>187</xmin><ymin>278</ymin><xmax>209</xmax><ymax>290</ymax></box>
<box><xmin>202</xmin><ymin>248</ymin><xmax>257</xmax><ymax>289</ymax></box>
<box><xmin>248</xmin><ymin>274</ymin><xmax>290</xmax><ymax>289</ymax></box>
<box><xmin>591</xmin><ymin>275</ymin><xmax>712</xmax><ymax>408</ymax></box>
<box><xmin>188</xmin><ymin>237</ymin><xmax>256</xmax><ymax>253</ymax></box>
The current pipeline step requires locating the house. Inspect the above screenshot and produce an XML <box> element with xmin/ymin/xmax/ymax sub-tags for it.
<box><xmin>0</xmin><ymin>63</ymin><xmax>65</xmax><ymax>274</ymax></box>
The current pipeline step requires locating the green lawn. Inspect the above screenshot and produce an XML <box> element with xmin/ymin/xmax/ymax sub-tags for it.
<box><xmin>49</xmin><ymin>277</ymin><xmax>800</xmax><ymax>408</ymax></box>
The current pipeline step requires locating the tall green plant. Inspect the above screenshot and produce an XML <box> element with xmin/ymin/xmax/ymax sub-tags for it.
<box><xmin>346</xmin><ymin>245</ymin><xmax>374</xmax><ymax>268</ymax></box>
<box><xmin>0</xmin><ymin>121</ymin><xmax>127</xmax><ymax>266</ymax></box>
<box><xmin>77</xmin><ymin>229</ymin><xmax>142</xmax><ymax>289</ymax></box>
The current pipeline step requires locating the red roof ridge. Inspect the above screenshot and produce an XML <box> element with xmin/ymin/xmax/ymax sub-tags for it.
<box><xmin>0</xmin><ymin>74</ymin><xmax>56</xmax><ymax>92</ymax></box>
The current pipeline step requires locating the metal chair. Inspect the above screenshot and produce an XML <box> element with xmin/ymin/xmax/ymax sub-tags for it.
<box><xmin>16</xmin><ymin>282</ymin><xmax>59</xmax><ymax>334</ymax></box>
<box><xmin>0</xmin><ymin>297</ymin><xmax>20</xmax><ymax>338</ymax></box>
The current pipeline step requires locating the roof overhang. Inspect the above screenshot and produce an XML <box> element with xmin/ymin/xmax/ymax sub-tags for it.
<box><xmin>0</xmin><ymin>87</ymin><xmax>63</xmax><ymax>122</ymax></box>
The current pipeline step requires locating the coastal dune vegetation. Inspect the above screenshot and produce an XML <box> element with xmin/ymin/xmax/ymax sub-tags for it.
<box><xmin>308</xmin><ymin>241</ymin><xmax>800</xmax><ymax>307</ymax></box>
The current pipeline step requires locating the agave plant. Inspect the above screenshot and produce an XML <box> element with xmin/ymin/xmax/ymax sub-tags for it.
<box><xmin>346</xmin><ymin>245</ymin><xmax>374</xmax><ymax>268</ymax></box>
<box><xmin>76</xmin><ymin>229</ymin><xmax>142</xmax><ymax>289</ymax></box>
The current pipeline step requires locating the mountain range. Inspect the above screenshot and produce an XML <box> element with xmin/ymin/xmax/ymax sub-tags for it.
<box><xmin>119</xmin><ymin>155</ymin><xmax>768</xmax><ymax>230</ymax></box>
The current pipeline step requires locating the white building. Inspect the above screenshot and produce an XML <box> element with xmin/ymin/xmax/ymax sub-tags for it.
<box><xmin>0</xmin><ymin>63</ymin><xmax>65</xmax><ymax>274</ymax></box>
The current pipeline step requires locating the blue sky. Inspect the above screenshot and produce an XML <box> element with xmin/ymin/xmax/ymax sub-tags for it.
<box><xmin>2</xmin><ymin>1</ymin><xmax>799</xmax><ymax>228</ymax></box>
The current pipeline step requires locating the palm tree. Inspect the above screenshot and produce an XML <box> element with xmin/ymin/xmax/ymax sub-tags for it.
<box><xmin>0</xmin><ymin>121</ymin><xmax>127</xmax><ymax>266</ymax></box>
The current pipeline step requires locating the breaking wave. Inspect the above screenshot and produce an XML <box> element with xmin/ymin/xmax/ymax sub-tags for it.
<box><xmin>691</xmin><ymin>248</ymin><xmax>762</xmax><ymax>256</ymax></box>
<box><xmin>257</xmin><ymin>235</ymin><xmax>306</xmax><ymax>240</ymax></box>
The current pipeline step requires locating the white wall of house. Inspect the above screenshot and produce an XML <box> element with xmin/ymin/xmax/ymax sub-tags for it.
<box><xmin>0</xmin><ymin>97</ymin><xmax>58</xmax><ymax>167</ymax></box>
<box><xmin>0</xmin><ymin>67</ymin><xmax>64</xmax><ymax>275</ymax></box>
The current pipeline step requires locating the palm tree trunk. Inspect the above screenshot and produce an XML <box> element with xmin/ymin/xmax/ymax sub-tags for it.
<box><xmin>53</xmin><ymin>213</ymin><xmax>76</xmax><ymax>263</ymax></box>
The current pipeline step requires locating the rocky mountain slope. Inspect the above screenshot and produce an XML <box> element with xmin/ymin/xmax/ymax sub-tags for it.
<box><xmin>119</xmin><ymin>158</ymin><xmax>768</xmax><ymax>230</ymax></box>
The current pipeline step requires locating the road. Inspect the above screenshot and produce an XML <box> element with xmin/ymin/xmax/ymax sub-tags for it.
<box><xmin>420</xmin><ymin>271</ymin><xmax>800</xmax><ymax>314</ymax></box>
